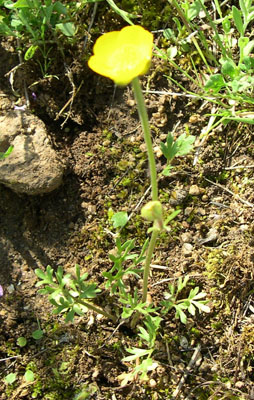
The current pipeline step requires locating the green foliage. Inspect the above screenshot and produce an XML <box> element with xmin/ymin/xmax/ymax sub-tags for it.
<box><xmin>0</xmin><ymin>146</ymin><xmax>13</xmax><ymax>160</ymax></box>
<box><xmin>17</xmin><ymin>336</ymin><xmax>27</xmax><ymax>347</ymax></box>
<box><xmin>35</xmin><ymin>264</ymin><xmax>101</xmax><ymax>322</ymax></box>
<box><xmin>160</xmin><ymin>132</ymin><xmax>195</xmax><ymax>176</ymax></box>
<box><xmin>120</xmin><ymin>289</ymin><xmax>157</xmax><ymax>319</ymax></box>
<box><xmin>24</xmin><ymin>369</ymin><xmax>34</xmax><ymax>382</ymax></box>
<box><xmin>0</xmin><ymin>0</ymin><xmax>75</xmax><ymax>76</ymax></box>
<box><xmin>120</xmin><ymin>315</ymin><xmax>162</xmax><ymax>384</ymax></box>
<box><xmin>103</xmin><ymin>237</ymin><xmax>148</xmax><ymax>296</ymax></box>
<box><xmin>32</xmin><ymin>329</ymin><xmax>44</xmax><ymax>340</ymax></box>
<box><xmin>5</xmin><ymin>372</ymin><xmax>17</xmax><ymax>385</ymax></box>
<box><xmin>111</xmin><ymin>211</ymin><xmax>128</xmax><ymax>229</ymax></box>
<box><xmin>160</xmin><ymin>276</ymin><xmax>210</xmax><ymax>324</ymax></box>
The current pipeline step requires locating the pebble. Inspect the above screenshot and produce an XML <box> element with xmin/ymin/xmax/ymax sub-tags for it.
<box><xmin>7</xmin><ymin>284</ymin><xmax>15</xmax><ymax>293</ymax></box>
<box><xmin>149</xmin><ymin>379</ymin><xmax>157</xmax><ymax>388</ymax></box>
<box><xmin>154</xmin><ymin>145</ymin><xmax>163</xmax><ymax>158</ymax></box>
<box><xmin>184</xmin><ymin>207</ymin><xmax>193</xmax><ymax>216</ymax></box>
<box><xmin>182</xmin><ymin>243</ymin><xmax>193</xmax><ymax>256</ymax></box>
<box><xmin>139</xmin><ymin>143</ymin><xmax>147</xmax><ymax>152</ymax></box>
<box><xmin>189</xmin><ymin>184</ymin><xmax>201</xmax><ymax>196</ymax></box>
<box><xmin>235</xmin><ymin>381</ymin><xmax>245</xmax><ymax>389</ymax></box>
<box><xmin>181</xmin><ymin>232</ymin><xmax>193</xmax><ymax>243</ymax></box>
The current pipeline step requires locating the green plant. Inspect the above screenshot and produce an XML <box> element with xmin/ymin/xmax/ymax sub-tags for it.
<box><xmin>35</xmin><ymin>264</ymin><xmax>116</xmax><ymax>322</ymax></box>
<box><xmin>160</xmin><ymin>131</ymin><xmax>195</xmax><ymax>176</ymax></box>
<box><xmin>35</xmin><ymin>25</ymin><xmax>210</xmax><ymax>384</ymax></box>
<box><xmin>119</xmin><ymin>314</ymin><xmax>162</xmax><ymax>385</ymax></box>
<box><xmin>0</xmin><ymin>0</ymin><xmax>75</xmax><ymax>76</ymax></box>
<box><xmin>160</xmin><ymin>276</ymin><xmax>210</xmax><ymax>324</ymax></box>
<box><xmin>0</xmin><ymin>146</ymin><xmax>13</xmax><ymax>160</ymax></box>
<box><xmin>153</xmin><ymin>0</ymin><xmax>254</xmax><ymax>135</ymax></box>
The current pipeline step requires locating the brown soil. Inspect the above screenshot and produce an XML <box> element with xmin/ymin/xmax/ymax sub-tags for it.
<box><xmin>1</xmin><ymin>3</ymin><xmax>254</xmax><ymax>400</ymax></box>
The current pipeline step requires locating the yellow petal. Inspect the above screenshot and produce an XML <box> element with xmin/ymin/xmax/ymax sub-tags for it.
<box><xmin>88</xmin><ymin>25</ymin><xmax>153</xmax><ymax>85</ymax></box>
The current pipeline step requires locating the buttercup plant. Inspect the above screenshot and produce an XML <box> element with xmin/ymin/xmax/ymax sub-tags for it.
<box><xmin>36</xmin><ymin>25</ymin><xmax>209</xmax><ymax>383</ymax></box>
<box><xmin>88</xmin><ymin>25</ymin><xmax>160</xmax><ymax>305</ymax></box>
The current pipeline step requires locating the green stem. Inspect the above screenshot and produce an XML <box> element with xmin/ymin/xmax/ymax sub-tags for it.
<box><xmin>69</xmin><ymin>294</ymin><xmax>117</xmax><ymax>323</ymax></box>
<box><xmin>132</xmin><ymin>77</ymin><xmax>159</xmax><ymax>304</ymax></box>
<box><xmin>141</xmin><ymin>229</ymin><xmax>159</xmax><ymax>303</ymax></box>
<box><xmin>132</xmin><ymin>77</ymin><xmax>158</xmax><ymax>201</ymax></box>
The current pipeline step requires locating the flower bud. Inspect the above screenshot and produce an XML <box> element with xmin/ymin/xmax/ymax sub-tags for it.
<box><xmin>141</xmin><ymin>201</ymin><xmax>163</xmax><ymax>222</ymax></box>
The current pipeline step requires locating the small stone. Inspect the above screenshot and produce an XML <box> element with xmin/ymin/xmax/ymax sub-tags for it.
<box><xmin>154</xmin><ymin>145</ymin><xmax>163</xmax><ymax>158</ymax></box>
<box><xmin>139</xmin><ymin>143</ymin><xmax>146</xmax><ymax>152</ymax></box>
<box><xmin>181</xmin><ymin>232</ymin><xmax>193</xmax><ymax>243</ymax></box>
<box><xmin>240</xmin><ymin>224</ymin><xmax>249</xmax><ymax>232</ymax></box>
<box><xmin>7</xmin><ymin>284</ymin><xmax>15</xmax><ymax>293</ymax></box>
<box><xmin>198</xmin><ymin>228</ymin><xmax>218</xmax><ymax>244</ymax></box>
<box><xmin>182</xmin><ymin>243</ymin><xmax>193</xmax><ymax>256</ymax></box>
<box><xmin>189</xmin><ymin>185</ymin><xmax>201</xmax><ymax>196</ymax></box>
<box><xmin>184</xmin><ymin>207</ymin><xmax>193</xmax><ymax>216</ymax></box>
<box><xmin>235</xmin><ymin>381</ymin><xmax>245</xmax><ymax>389</ymax></box>
<box><xmin>149</xmin><ymin>379</ymin><xmax>157</xmax><ymax>388</ymax></box>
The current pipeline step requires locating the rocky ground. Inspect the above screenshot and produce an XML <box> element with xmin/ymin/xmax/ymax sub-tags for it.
<box><xmin>0</xmin><ymin>1</ymin><xmax>254</xmax><ymax>399</ymax></box>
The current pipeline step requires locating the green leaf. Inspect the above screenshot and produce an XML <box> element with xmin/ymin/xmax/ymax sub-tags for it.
<box><xmin>222</xmin><ymin>16</ymin><xmax>231</xmax><ymax>34</ymax></box>
<box><xmin>12</xmin><ymin>0</ymin><xmax>29</xmax><ymax>7</ymax></box>
<box><xmin>232</xmin><ymin>6</ymin><xmax>244</xmax><ymax>36</ymax></box>
<box><xmin>5</xmin><ymin>373</ymin><xmax>17</xmax><ymax>384</ymax></box>
<box><xmin>53</xmin><ymin>1</ymin><xmax>67</xmax><ymax>15</ymax></box>
<box><xmin>0</xmin><ymin>145</ymin><xmax>13</xmax><ymax>159</ymax></box>
<box><xmin>32</xmin><ymin>329</ymin><xmax>43</xmax><ymax>340</ymax></box>
<box><xmin>17</xmin><ymin>336</ymin><xmax>27</xmax><ymax>347</ymax></box>
<box><xmin>111</xmin><ymin>211</ymin><xmax>128</xmax><ymax>229</ymax></box>
<box><xmin>105</xmin><ymin>0</ymin><xmax>137</xmax><ymax>25</ymax></box>
<box><xmin>122</xmin><ymin>348</ymin><xmax>151</xmax><ymax>361</ymax></box>
<box><xmin>188</xmin><ymin>302</ymin><xmax>196</xmax><ymax>316</ymax></box>
<box><xmin>177</xmin><ymin>308</ymin><xmax>187</xmax><ymax>324</ymax></box>
<box><xmin>186</xmin><ymin>0</ymin><xmax>204</xmax><ymax>21</ymax></box>
<box><xmin>24</xmin><ymin>370</ymin><xmax>34</xmax><ymax>382</ymax></box>
<box><xmin>162</xmin><ymin>164</ymin><xmax>173</xmax><ymax>176</ymax></box>
<box><xmin>24</xmin><ymin>45</ymin><xmax>38</xmax><ymax>61</ymax></box>
<box><xmin>204</xmin><ymin>74</ymin><xmax>225</xmax><ymax>93</ymax></box>
<box><xmin>242</xmin><ymin>55</ymin><xmax>254</xmax><ymax>70</ymax></box>
<box><xmin>79</xmin><ymin>283</ymin><xmax>100</xmax><ymax>299</ymax></box>
<box><xmin>65</xmin><ymin>308</ymin><xmax>75</xmax><ymax>322</ymax></box>
<box><xmin>163</xmin><ymin>28</ymin><xmax>175</xmax><ymax>40</ymax></box>
<box><xmin>56</xmin><ymin>22</ymin><xmax>75</xmax><ymax>37</ymax></box>
<box><xmin>121</xmin><ymin>307</ymin><xmax>134</xmax><ymax>319</ymax></box>
<box><xmin>175</xmin><ymin>133</ymin><xmax>195</xmax><ymax>156</ymax></box>
<box><xmin>221</xmin><ymin>59</ymin><xmax>237</xmax><ymax>78</ymax></box>
<box><xmin>243</xmin><ymin>39</ymin><xmax>254</xmax><ymax>57</ymax></box>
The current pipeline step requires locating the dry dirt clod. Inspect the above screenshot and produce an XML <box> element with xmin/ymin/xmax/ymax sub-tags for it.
<box><xmin>0</xmin><ymin>110</ymin><xmax>64</xmax><ymax>195</ymax></box>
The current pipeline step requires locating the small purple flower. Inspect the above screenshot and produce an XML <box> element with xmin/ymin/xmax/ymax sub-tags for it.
<box><xmin>0</xmin><ymin>285</ymin><xmax>3</xmax><ymax>297</ymax></box>
<box><xmin>31</xmin><ymin>92</ymin><xmax>37</xmax><ymax>101</ymax></box>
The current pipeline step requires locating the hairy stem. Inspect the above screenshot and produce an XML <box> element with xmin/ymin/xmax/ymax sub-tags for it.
<box><xmin>132</xmin><ymin>77</ymin><xmax>159</xmax><ymax>304</ymax></box>
<box><xmin>132</xmin><ymin>77</ymin><xmax>158</xmax><ymax>202</ymax></box>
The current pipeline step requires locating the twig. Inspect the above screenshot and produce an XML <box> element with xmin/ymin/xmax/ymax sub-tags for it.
<box><xmin>204</xmin><ymin>177</ymin><xmax>254</xmax><ymax>208</ymax></box>
<box><xmin>83</xmin><ymin>2</ymin><xmax>98</xmax><ymax>52</ymax></box>
<box><xmin>171</xmin><ymin>344</ymin><xmax>201</xmax><ymax>399</ymax></box>
<box><xmin>0</xmin><ymin>355</ymin><xmax>21</xmax><ymax>363</ymax></box>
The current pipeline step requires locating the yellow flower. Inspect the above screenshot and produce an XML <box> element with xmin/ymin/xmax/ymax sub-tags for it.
<box><xmin>88</xmin><ymin>25</ymin><xmax>153</xmax><ymax>86</ymax></box>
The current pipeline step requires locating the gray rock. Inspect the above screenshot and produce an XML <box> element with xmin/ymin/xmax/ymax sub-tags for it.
<box><xmin>182</xmin><ymin>242</ymin><xmax>193</xmax><ymax>256</ymax></box>
<box><xmin>0</xmin><ymin>110</ymin><xmax>64</xmax><ymax>195</ymax></box>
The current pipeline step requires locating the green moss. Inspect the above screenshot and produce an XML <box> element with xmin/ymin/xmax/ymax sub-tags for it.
<box><xmin>204</xmin><ymin>249</ymin><xmax>224</xmax><ymax>281</ymax></box>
